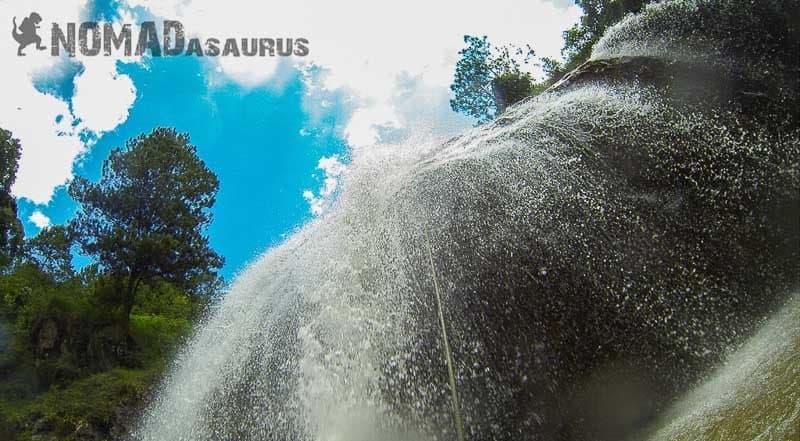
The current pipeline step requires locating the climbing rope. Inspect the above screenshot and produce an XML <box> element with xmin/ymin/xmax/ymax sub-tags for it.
<box><xmin>424</xmin><ymin>228</ymin><xmax>466</xmax><ymax>441</ymax></box>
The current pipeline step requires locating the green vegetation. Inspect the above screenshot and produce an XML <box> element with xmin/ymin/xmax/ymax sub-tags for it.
<box><xmin>0</xmin><ymin>129</ymin><xmax>24</xmax><ymax>269</ymax></box>
<box><xmin>548</xmin><ymin>0</ymin><xmax>652</xmax><ymax>79</ymax></box>
<box><xmin>0</xmin><ymin>128</ymin><xmax>222</xmax><ymax>440</ymax></box>
<box><xmin>449</xmin><ymin>35</ymin><xmax>536</xmax><ymax>122</ymax></box>
<box><xmin>70</xmin><ymin>127</ymin><xmax>223</xmax><ymax>326</ymax></box>
<box><xmin>0</xmin><ymin>369</ymin><xmax>155</xmax><ymax>441</ymax></box>
<box><xmin>450</xmin><ymin>0</ymin><xmax>655</xmax><ymax>122</ymax></box>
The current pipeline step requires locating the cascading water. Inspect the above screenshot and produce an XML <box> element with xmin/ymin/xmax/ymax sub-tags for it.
<box><xmin>134</xmin><ymin>1</ymin><xmax>799</xmax><ymax>440</ymax></box>
<box><xmin>639</xmin><ymin>291</ymin><xmax>799</xmax><ymax>440</ymax></box>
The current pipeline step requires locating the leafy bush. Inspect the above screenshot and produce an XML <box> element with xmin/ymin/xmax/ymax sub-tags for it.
<box><xmin>3</xmin><ymin>368</ymin><xmax>153</xmax><ymax>440</ymax></box>
<box><xmin>492</xmin><ymin>72</ymin><xmax>534</xmax><ymax>110</ymax></box>
<box><xmin>0</xmin><ymin>265</ymin><xmax>201</xmax><ymax>439</ymax></box>
<box><xmin>129</xmin><ymin>314</ymin><xmax>191</xmax><ymax>367</ymax></box>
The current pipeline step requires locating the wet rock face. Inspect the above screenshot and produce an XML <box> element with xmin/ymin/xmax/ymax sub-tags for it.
<box><xmin>135</xmin><ymin>2</ymin><xmax>798</xmax><ymax>440</ymax></box>
<box><xmin>380</xmin><ymin>1</ymin><xmax>799</xmax><ymax>440</ymax></box>
<box><xmin>592</xmin><ymin>0</ymin><xmax>800</xmax><ymax>123</ymax></box>
<box><xmin>548</xmin><ymin>56</ymin><xmax>674</xmax><ymax>92</ymax></box>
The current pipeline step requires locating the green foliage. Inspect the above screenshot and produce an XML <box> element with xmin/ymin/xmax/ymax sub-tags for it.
<box><xmin>450</xmin><ymin>36</ymin><xmax>496</xmax><ymax>122</ymax></box>
<box><xmin>69</xmin><ymin>127</ymin><xmax>224</xmax><ymax>318</ymax></box>
<box><xmin>0</xmin><ymin>126</ymin><xmax>225</xmax><ymax>440</ymax></box>
<box><xmin>129</xmin><ymin>314</ymin><xmax>191</xmax><ymax>366</ymax></box>
<box><xmin>132</xmin><ymin>281</ymin><xmax>193</xmax><ymax>319</ymax></box>
<box><xmin>1</xmin><ymin>368</ymin><xmax>154</xmax><ymax>440</ymax></box>
<box><xmin>0</xmin><ymin>129</ymin><xmax>23</xmax><ymax>269</ymax></box>
<box><xmin>0</xmin><ymin>265</ymin><xmax>119</xmax><ymax>385</ymax></box>
<box><xmin>449</xmin><ymin>1</ymin><xmax>657</xmax><ymax>110</ymax></box>
<box><xmin>451</xmin><ymin>1</ymin><xmax>651</xmax><ymax>122</ymax></box>
<box><xmin>492</xmin><ymin>72</ymin><xmax>535</xmax><ymax>110</ymax></box>
<box><xmin>129</xmin><ymin>281</ymin><xmax>196</xmax><ymax>366</ymax></box>
<box><xmin>25</xmin><ymin>226</ymin><xmax>75</xmax><ymax>283</ymax></box>
<box><xmin>556</xmin><ymin>0</ymin><xmax>653</xmax><ymax>78</ymax></box>
<box><xmin>450</xmin><ymin>35</ymin><xmax>535</xmax><ymax>122</ymax></box>
<box><xmin>0</xmin><ymin>260</ymin><xmax>200</xmax><ymax>438</ymax></box>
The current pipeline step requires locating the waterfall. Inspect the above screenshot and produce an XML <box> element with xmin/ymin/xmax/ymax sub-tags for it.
<box><xmin>134</xmin><ymin>1</ymin><xmax>799</xmax><ymax>440</ymax></box>
<box><xmin>641</xmin><ymin>291</ymin><xmax>800</xmax><ymax>440</ymax></box>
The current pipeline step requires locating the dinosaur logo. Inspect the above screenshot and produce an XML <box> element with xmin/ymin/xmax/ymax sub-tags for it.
<box><xmin>12</xmin><ymin>12</ymin><xmax>46</xmax><ymax>56</ymax></box>
<box><xmin>8</xmin><ymin>14</ymin><xmax>310</xmax><ymax>58</ymax></box>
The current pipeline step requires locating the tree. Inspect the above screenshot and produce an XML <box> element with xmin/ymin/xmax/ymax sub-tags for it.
<box><xmin>555</xmin><ymin>0</ymin><xmax>653</xmax><ymax>78</ymax></box>
<box><xmin>450</xmin><ymin>35</ymin><xmax>536</xmax><ymax>123</ymax></box>
<box><xmin>69</xmin><ymin>128</ymin><xmax>223</xmax><ymax>320</ymax></box>
<box><xmin>25</xmin><ymin>225</ymin><xmax>75</xmax><ymax>282</ymax></box>
<box><xmin>0</xmin><ymin>128</ymin><xmax>23</xmax><ymax>269</ymax></box>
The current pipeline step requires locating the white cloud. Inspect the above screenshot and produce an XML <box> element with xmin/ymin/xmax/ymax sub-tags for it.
<box><xmin>29</xmin><ymin>211</ymin><xmax>51</xmax><ymax>229</ymax></box>
<box><xmin>72</xmin><ymin>57</ymin><xmax>137</xmax><ymax>134</ymax></box>
<box><xmin>72</xmin><ymin>9</ymin><xmax>140</xmax><ymax>135</ymax></box>
<box><xmin>344</xmin><ymin>104</ymin><xmax>400</xmax><ymax>148</ymax></box>
<box><xmin>1</xmin><ymin>0</ymin><xmax>580</xmax><ymax>206</ymax></box>
<box><xmin>1</xmin><ymin>0</ymin><xmax>87</xmax><ymax>204</ymax></box>
<box><xmin>123</xmin><ymin>0</ymin><xmax>581</xmax><ymax>147</ymax></box>
<box><xmin>0</xmin><ymin>1</ymin><xmax>140</xmax><ymax>204</ymax></box>
<box><xmin>542</xmin><ymin>0</ymin><xmax>576</xmax><ymax>9</ymax></box>
<box><xmin>303</xmin><ymin>155</ymin><xmax>346</xmax><ymax>216</ymax></box>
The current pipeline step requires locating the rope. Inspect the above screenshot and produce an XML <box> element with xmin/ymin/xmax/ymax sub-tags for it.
<box><xmin>424</xmin><ymin>228</ymin><xmax>466</xmax><ymax>441</ymax></box>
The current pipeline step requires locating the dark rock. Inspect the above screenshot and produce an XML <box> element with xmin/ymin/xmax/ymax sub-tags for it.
<box><xmin>87</xmin><ymin>325</ymin><xmax>134</xmax><ymax>369</ymax></box>
<box><xmin>132</xmin><ymin>1</ymin><xmax>799</xmax><ymax>440</ymax></box>
<box><xmin>379</xmin><ymin>1</ymin><xmax>799</xmax><ymax>439</ymax></box>
<box><xmin>32</xmin><ymin>416</ymin><xmax>54</xmax><ymax>434</ymax></box>
<box><xmin>35</xmin><ymin>319</ymin><xmax>60</xmax><ymax>357</ymax></box>
<box><xmin>548</xmin><ymin>56</ymin><xmax>673</xmax><ymax>92</ymax></box>
<box><xmin>109</xmin><ymin>400</ymin><xmax>142</xmax><ymax>440</ymax></box>
<box><xmin>74</xmin><ymin>421</ymin><xmax>104</xmax><ymax>441</ymax></box>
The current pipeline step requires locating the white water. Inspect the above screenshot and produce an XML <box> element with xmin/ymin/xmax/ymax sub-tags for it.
<box><xmin>134</xmin><ymin>85</ymin><xmax>798</xmax><ymax>440</ymax></box>
<box><xmin>134</xmin><ymin>1</ymin><xmax>799</xmax><ymax>439</ymax></box>
<box><xmin>643</xmin><ymin>292</ymin><xmax>800</xmax><ymax>440</ymax></box>
<box><xmin>133</xmin><ymin>86</ymin><xmax>653</xmax><ymax>440</ymax></box>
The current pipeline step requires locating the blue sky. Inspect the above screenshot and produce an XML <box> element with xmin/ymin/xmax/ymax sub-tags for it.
<box><xmin>2</xmin><ymin>0</ymin><xmax>579</xmax><ymax>280</ymax></box>
<box><xmin>14</xmin><ymin>0</ymin><xmax>356</xmax><ymax>278</ymax></box>
<box><xmin>20</xmin><ymin>55</ymin><xmax>351</xmax><ymax>278</ymax></box>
